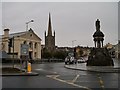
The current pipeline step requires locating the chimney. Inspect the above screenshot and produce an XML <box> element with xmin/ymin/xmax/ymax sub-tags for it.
<box><xmin>4</xmin><ymin>29</ymin><xmax>9</xmax><ymax>38</ymax></box>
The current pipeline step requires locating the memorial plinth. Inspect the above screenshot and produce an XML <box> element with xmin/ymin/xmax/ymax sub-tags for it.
<box><xmin>86</xmin><ymin>48</ymin><xmax>114</xmax><ymax>66</ymax></box>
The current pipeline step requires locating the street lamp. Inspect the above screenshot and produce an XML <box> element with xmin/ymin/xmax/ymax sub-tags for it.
<box><xmin>71</xmin><ymin>40</ymin><xmax>76</xmax><ymax>57</ymax></box>
<box><xmin>24</xmin><ymin>20</ymin><xmax>34</xmax><ymax>71</ymax></box>
<box><xmin>26</xmin><ymin>20</ymin><xmax>34</xmax><ymax>31</ymax></box>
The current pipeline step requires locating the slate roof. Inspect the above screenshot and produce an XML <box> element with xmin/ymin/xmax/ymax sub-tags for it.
<box><xmin>9</xmin><ymin>31</ymin><xmax>26</xmax><ymax>38</ymax></box>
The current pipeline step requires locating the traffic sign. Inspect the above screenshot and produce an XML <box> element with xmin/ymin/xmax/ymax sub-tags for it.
<box><xmin>21</xmin><ymin>44</ymin><xmax>29</xmax><ymax>55</ymax></box>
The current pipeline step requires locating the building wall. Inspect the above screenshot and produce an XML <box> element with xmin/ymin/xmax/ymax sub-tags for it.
<box><xmin>0</xmin><ymin>30</ymin><xmax>41</xmax><ymax>60</ymax></box>
<box><xmin>19</xmin><ymin>32</ymin><xmax>41</xmax><ymax>60</ymax></box>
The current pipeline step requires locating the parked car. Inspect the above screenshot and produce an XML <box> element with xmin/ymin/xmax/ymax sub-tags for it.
<box><xmin>77</xmin><ymin>57</ymin><xmax>86</xmax><ymax>63</ymax></box>
<box><xmin>65</xmin><ymin>56</ymin><xmax>70</xmax><ymax>65</ymax></box>
<box><xmin>65</xmin><ymin>56</ymin><xmax>77</xmax><ymax>65</ymax></box>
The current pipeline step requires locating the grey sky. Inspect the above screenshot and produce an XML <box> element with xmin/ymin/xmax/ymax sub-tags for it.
<box><xmin>2</xmin><ymin>2</ymin><xmax>118</xmax><ymax>47</ymax></box>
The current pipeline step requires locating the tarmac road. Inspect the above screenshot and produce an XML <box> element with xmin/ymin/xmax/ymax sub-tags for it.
<box><xmin>2</xmin><ymin>62</ymin><xmax>119</xmax><ymax>90</ymax></box>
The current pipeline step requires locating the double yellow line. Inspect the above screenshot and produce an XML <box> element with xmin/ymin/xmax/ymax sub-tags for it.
<box><xmin>97</xmin><ymin>74</ymin><xmax>105</xmax><ymax>89</ymax></box>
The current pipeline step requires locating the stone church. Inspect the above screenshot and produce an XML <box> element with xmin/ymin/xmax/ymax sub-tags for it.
<box><xmin>45</xmin><ymin>13</ymin><xmax>55</xmax><ymax>52</ymax></box>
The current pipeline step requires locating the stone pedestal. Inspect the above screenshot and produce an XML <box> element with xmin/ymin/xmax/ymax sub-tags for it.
<box><xmin>86</xmin><ymin>48</ymin><xmax>114</xmax><ymax>66</ymax></box>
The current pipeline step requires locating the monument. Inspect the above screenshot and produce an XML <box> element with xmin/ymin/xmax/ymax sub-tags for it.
<box><xmin>86</xmin><ymin>19</ymin><xmax>114</xmax><ymax>66</ymax></box>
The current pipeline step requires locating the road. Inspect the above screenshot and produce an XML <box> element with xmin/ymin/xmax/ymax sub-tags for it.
<box><xmin>2</xmin><ymin>62</ymin><xmax>119</xmax><ymax>90</ymax></box>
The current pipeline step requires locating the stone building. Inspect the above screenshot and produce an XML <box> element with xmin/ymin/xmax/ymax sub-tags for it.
<box><xmin>0</xmin><ymin>28</ymin><xmax>42</xmax><ymax>60</ymax></box>
<box><xmin>45</xmin><ymin>13</ymin><xmax>55</xmax><ymax>52</ymax></box>
<box><xmin>115</xmin><ymin>40</ymin><xmax>120</xmax><ymax>59</ymax></box>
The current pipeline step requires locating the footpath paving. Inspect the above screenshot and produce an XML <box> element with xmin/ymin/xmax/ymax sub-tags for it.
<box><xmin>65</xmin><ymin>60</ymin><xmax>120</xmax><ymax>73</ymax></box>
<box><xmin>0</xmin><ymin>64</ymin><xmax>39</xmax><ymax>76</ymax></box>
<box><xmin>1</xmin><ymin>71</ymin><xmax>39</xmax><ymax>76</ymax></box>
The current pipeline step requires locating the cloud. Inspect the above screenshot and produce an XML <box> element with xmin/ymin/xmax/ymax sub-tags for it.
<box><xmin>2</xmin><ymin>2</ymin><xmax>118</xmax><ymax>47</ymax></box>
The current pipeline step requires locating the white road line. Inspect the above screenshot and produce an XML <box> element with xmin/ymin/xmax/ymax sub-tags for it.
<box><xmin>72</xmin><ymin>74</ymin><xmax>80</xmax><ymax>83</ymax></box>
<box><xmin>46</xmin><ymin>75</ymin><xmax>92</xmax><ymax>90</ymax></box>
<box><xmin>46</xmin><ymin>75</ymin><xmax>60</xmax><ymax>78</ymax></box>
<box><xmin>35</xmin><ymin>69</ymin><xmax>43</xmax><ymax>70</ymax></box>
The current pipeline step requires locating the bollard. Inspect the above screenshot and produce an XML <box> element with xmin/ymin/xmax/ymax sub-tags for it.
<box><xmin>27</xmin><ymin>62</ymin><xmax>32</xmax><ymax>73</ymax></box>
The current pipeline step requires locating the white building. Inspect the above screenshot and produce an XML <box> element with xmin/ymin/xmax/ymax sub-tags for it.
<box><xmin>0</xmin><ymin>28</ymin><xmax>42</xmax><ymax>60</ymax></box>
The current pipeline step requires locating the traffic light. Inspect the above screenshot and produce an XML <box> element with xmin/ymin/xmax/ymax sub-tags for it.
<box><xmin>8</xmin><ymin>38</ymin><xmax>13</xmax><ymax>47</ymax></box>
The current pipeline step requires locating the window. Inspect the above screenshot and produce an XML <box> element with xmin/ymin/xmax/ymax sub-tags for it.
<box><xmin>34</xmin><ymin>52</ymin><xmax>37</xmax><ymax>58</ymax></box>
<box><xmin>23</xmin><ymin>41</ymin><xmax>27</xmax><ymax>44</ymax></box>
<box><xmin>30</xmin><ymin>34</ymin><xmax>32</xmax><ymax>37</ymax></box>
<box><xmin>34</xmin><ymin>43</ymin><xmax>37</xmax><ymax>49</ymax></box>
<box><xmin>29</xmin><ymin>42</ymin><xmax>33</xmax><ymax>48</ymax></box>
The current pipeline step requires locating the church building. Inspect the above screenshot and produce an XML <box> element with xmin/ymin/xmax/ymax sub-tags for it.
<box><xmin>45</xmin><ymin>13</ymin><xmax>55</xmax><ymax>52</ymax></box>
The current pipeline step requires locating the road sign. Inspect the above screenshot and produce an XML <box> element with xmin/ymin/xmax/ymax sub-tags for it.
<box><xmin>21</xmin><ymin>44</ymin><xmax>29</xmax><ymax>55</ymax></box>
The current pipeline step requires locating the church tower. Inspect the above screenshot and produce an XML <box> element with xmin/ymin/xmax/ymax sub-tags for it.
<box><xmin>45</xmin><ymin>13</ymin><xmax>55</xmax><ymax>52</ymax></box>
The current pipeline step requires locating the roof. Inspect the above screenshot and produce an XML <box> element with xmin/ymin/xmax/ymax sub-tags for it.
<box><xmin>9</xmin><ymin>31</ymin><xmax>26</xmax><ymax>38</ymax></box>
<box><xmin>1</xmin><ymin>29</ymin><xmax>42</xmax><ymax>41</ymax></box>
<box><xmin>0</xmin><ymin>31</ymin><xmax>26</xmax><ymax>38</ymax></box>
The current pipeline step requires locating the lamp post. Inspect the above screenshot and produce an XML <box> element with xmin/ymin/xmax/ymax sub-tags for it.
<box><xmin>26</xmin><ymin>20</ymin><xmax>34</xmax><ymax>31</ymax></box>
<box><xmin>71</xmin><ymin>40</ymin><xmax>76</xmax><ymax>57</ymax></box>
<box><xmin>24</xmin><ymin>20</ymin><xmax>34</xmax><ymax>71</ymax></box>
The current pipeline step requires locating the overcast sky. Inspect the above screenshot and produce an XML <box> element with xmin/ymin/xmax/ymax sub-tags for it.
<box><xmin>2</xmin><ymin>2</ymin><xmax>118</xmax><ymax>47</ymax></box>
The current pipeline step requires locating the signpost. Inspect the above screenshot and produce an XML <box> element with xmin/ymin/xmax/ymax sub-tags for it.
<box><xmin>21</xmin><ymin>44</ymin><xmax>29</xmax><ymax>71</ymax></box>
<box><xmin>21</xmin><ymin>44</ymin><xmax>29</xmax><ymax>56</ymax></box>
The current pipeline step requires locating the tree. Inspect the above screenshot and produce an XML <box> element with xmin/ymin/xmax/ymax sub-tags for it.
<box><xmin>53</xmin><ymin>51</ymin><xmax>67</xmax><ymax>59</ymax></box>
<box><xmin>79</xmin><ymin>49</ymin><xmax>83</xmax><ymax>57</ymax></box>
<box><xmin>41</xmin><ymin>50</ymin><xmax>52</xmax><ymax>59</ymax></box>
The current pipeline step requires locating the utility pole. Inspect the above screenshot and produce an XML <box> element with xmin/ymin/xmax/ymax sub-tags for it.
<box><xmin>72</xmin><ymin>40</ymin><xmax>76</xmax><ymax>57</ymax></box>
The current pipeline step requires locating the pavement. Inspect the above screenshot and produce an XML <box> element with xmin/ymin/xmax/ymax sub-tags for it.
<box><xmin>1</xmin><ymin>71</ymin><xmax>39</xmax><ymax>76</ymax></box>
<box><xmin>65</xmin><ymin>59</ymin><xmax>120</xmax><ymax>73</ymax></box>
<box><xmin>0</xmin><ymin>64</ymin><xmax>39</xmax><ymax>76</ymax></box>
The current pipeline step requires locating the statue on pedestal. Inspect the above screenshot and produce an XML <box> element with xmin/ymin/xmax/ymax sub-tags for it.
<box><xmin>86</xmin><ymin>19</ymin><xmax>114</xmax><ymax>66</ymax></box>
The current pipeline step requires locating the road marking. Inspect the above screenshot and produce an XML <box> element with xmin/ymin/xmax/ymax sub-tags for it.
<box><xmin>98</xmin><ymin>76</ymin><xmax>101</xmax><ymax>79</ymax></box>
<box><xmin>99</xmin><ymin>80</ymin><xmax>104</xmax><ymax>85</ymax></box>
<box><xmin>72</xmin><ymin>74</ymin><xmax>80</xmax><ymax>83</ymax></box>
<box><xmin>35</xmin><ymin>69</ymin><xmax>43</xmax><ymax>70</ymax></box>
<box><xmin>97</xmin><ymin>74</ymin><xmax>105</xmax><ymax>90</ymax></box>
<box><xmin>46</xmin><ymin>75</ymin><xmax>92</xmax><ymax>90</ymax></box>
<box><xmin>101</xmin><ymin>85</ymin><xmax>105</xmax><ymax>88</ymax></box>
<box><xmin>46</xmin><ymin>75</ymin><xmax>60</xmax><ymax>78</ymax></box>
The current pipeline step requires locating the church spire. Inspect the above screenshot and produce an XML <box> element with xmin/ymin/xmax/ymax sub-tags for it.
<box><xmin>48</xmin><ymin>12</ymin><xmax>52</xmax><ymax>36</ymax></box>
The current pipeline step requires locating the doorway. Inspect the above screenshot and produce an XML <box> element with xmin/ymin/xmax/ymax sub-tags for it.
<box><xmin>29</xmin><ymin>52</ymin><xmax>32</xmax><ymax>60</ymax></box>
